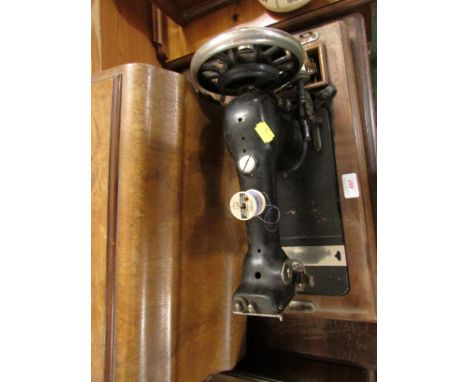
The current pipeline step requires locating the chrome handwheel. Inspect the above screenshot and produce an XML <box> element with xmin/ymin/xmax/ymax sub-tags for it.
<box><xmin>190</xmin><ymin>27</ymin><xmax>305</xmax><ymax>96</ymax></box>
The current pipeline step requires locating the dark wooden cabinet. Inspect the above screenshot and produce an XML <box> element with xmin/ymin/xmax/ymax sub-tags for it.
<box><xmin>151</xmin><ymin>0</ymin><xmax>374</xmax><ymax>66</ymax></box>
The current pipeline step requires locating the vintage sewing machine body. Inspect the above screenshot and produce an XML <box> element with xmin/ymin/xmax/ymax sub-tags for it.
<box><xmin>189</xmin><ymin>20</ymin><xmax>375</xmax><ymax>320</ymax></box>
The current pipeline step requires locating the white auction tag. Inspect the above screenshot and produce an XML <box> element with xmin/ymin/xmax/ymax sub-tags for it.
<box><xmin>342</xmin><ymin>173</ymin><xmax>360</xmax><ymax>199</ymax></box>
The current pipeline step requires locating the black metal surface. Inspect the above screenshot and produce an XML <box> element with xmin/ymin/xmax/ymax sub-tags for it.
<box><xmin>278</xmin><ymin>106</ymin><xmax>344</xmax><ymax>247</ymax></box>
<box><xmin>218</xmin><ymin>63</ymin><xmax>280</xmax><ymax>95</ymax></box>
<box><xmin>302</xmin><ymin>266</ymin><xmax>349</xmax><ymax>296</ymax></box>
<box><xmin>224</xmin><ymin>91</ymin><xmax>297</xmax><ymax>315</ymax></box>
<box><xmin>200</xmin><ymin>45</ymin><xmax>300</xmax><ymax>95</ymax></box>
<box><xmin>277</xmin><ymin>101</ymin><xmax>349</xmax><ymax>296</ymax></box>
<box><xmin>224</xmin><ymin>88</ymin><xmax>349</xmax><ymax>309</ymax></box>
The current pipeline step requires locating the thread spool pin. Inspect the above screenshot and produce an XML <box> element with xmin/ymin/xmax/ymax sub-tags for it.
<box><xmin>229</xmin><ymin>189</ymin><xmax>266</xmax><ymax>221</ymax></box>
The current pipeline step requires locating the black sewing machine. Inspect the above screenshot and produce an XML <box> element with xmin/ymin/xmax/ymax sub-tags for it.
<box><xmin>190</xmin><ymin>27</ymin><xmax>348</xmax><ymax>319</ymax></box>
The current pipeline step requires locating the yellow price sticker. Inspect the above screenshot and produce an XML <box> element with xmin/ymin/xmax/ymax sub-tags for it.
<box><xmin>254</xmin><ymin>121</ymin><xmax>275</xmax><ymax>144</ymax></box>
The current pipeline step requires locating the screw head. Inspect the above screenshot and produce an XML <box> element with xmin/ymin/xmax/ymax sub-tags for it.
<box><xmin>233</xmin><ymin>297</ymin><xmax>247</xmax><ymax>313</ymax></box>
<box><xmin>238</xmin><ymin>155</ymin><xmax>256</xmax><ymax>174</ymax></box>
<box><xmin>281</xmin><ymin>262</ymin><xmax>294</xmax><ymax>285</ymax></box>
<box><xmin>247</xmin><ymin>303</ymin><xmax>256</xmax><ymax>313</ymax></box>
<box><xmin>292</xmin><ymin>261</ymin><xmax>304</xmax><ymax>272</ymax></box>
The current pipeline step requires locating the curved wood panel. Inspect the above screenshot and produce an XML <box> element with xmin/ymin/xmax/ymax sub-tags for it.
<box><xmin>92</xmin><ymin>63</ymin><xmax>245</xmax><ymax>382</ymax></box>
<box><xmin>176</xmin><ymin>86</ymin><xmax>246</xmax><ymax>381</ymax></box>
<box><xmin>112</xmin><ymin>64</ymin><xmax>183</xmax><ymax>382</ymax></box>
<box><xmin>92</xmin><ymin>72</ymin><xmax>115</xmax><ymax>382</ymax></box>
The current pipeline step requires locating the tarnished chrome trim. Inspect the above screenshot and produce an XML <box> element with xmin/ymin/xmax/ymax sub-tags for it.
<box><xmin>299</xmin><ymin>31</ymin><xmax>319</xmax><ymax>45</ymax></box>
<box><xmin>283</xmin><ymin>245</ymin><xmax>347</xmax><ymax>266</ymax></box>
<box><xmin>233</xmin><ymin>311</ymin><xmax>284</xmax><ymax>321</ymax></box>
<box><xmin>286</xmin><ymin>300</ymin><xmax>316</xmax><ymax>313</ymax></box>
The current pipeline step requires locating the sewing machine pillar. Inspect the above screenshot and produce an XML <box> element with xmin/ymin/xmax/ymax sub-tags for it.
<box><xmin>224</xmin><ymin>90</ymin><xmax>296</xmax><ymax>317</ymax></box>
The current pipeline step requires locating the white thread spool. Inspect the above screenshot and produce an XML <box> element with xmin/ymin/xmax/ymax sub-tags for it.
<box><xmin>229</xmin><ymin>189</ymin><xmax>267</xmax><ymax>221</ymax></box>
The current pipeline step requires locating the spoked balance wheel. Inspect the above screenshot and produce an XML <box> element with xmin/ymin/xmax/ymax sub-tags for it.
<box><xmin>190</xmin><ymin>27</ymin><xmax>305</xmax><ymax>96</ymax></box>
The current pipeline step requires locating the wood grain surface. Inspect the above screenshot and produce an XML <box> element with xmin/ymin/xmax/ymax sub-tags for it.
<box><xmin>343</xmin><ymin>14</ymin><xmax>377</xmax><ymax>215</ymax></box>
<box><xmin>153</xmin><ymin>0</ymin><xmax>238</xmax><ymax>26</ymax></box>
<box><xmin>92</xmin><ymin>0</ymin><xmax>159</xmax><ymax>75</ymax></box>
<box><xmin>175</xmin><ymin>72</ymin><xmax>246</xmax><ymax>382</ymax></box>
<box><xmin>91</xmin><ymin>63</ymin><xmax>246</xmax><ymax>382</ymax></box>
<box><xmin>92</xmin><ymin>72</ymin><xmax>115</xmax><ymax>382</ymax></box>
<box><xmin>157</xmin><ymin>0</ymin><xmax>374</xmax><ymax>65</ymax></box>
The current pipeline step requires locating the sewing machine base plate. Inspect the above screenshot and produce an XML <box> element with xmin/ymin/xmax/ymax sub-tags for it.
<box><xmin>277</xmin><ymin>106</ymin><xmax>349</xmax><ymax>296</ymax></box>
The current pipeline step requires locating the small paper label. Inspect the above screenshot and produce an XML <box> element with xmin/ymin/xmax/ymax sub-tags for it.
<box><xmin>230</xmin><ymin>191</ymin><xmax>256</xmax><ymax>220</ymax></box>
<box><xmin>254</xmin><ymin>121</ymin><xmax>275</xmax><ymax>143</ymax></box>
<box><xmin>342</xmin><ymin>173</ymin><xmax>360</xmax><ymax>199</ymax></box>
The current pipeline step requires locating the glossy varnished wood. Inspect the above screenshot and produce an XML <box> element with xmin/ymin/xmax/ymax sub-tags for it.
<box><xmin>92</xmin><ymin>0</ymin><xmax>160</xmax><ymax>75</ymax></box>
<box><xmin>92</xmin><ymin>64</ymin><xmax>183</xmax><ymax>381</ymax></box>
<box><xmin>343</xmin><ymin>14</ymin><xmax>377</xmax><ymax>215</ymax></box>
<box><xmin>91</xmin><ymin>64</ymin><xmax>245</xmax><ymax>382</ymax></box>
<box><xmin>175</xmin><ymin>81</ymin><xmax>246</xmax><ymax>382</ymax></box>
<box><xmin>158</xmin><ymin>0</ymin><xmax>374</xmax><ymax>66</ymax></box>
<box><xmin>113</xmin><ymin>65</ymin><xmax>184</xmax><ymax>382</ymax></box>
<box><xmin>153</xmin><ymin>0</ymin><xmax>238</xmax><ymax>26</ymax></box>
<box><xmin>92</xmin><ymin>73</ymin><xmax>115</xmax><ymax>382</ymax></box>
